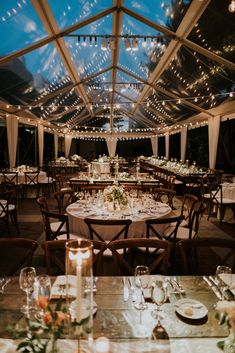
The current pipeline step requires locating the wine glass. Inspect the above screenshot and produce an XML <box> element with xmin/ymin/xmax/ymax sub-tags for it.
<box><xmin>35</xmin><ymin>275</ymin><xmax>51</xmax><ymax>320</ymax></box>
<box><xmin>134</xmin><ymin>265</ymin><xmax>150</xmax><ymax>310</ymax></box>
<box><xmin>19</xmin><ymin>267</ymin><xmax>36</xmax><ymax>316</ymax></box>
<box><xmin>151</xmin><ymin>279</ymin><xmax>168</xmax><ymax>322</ymax></box>
<box><xmin>215</xmin><ymin>265</ymin><xmax>232</xmax><ymax>300</ymax></box>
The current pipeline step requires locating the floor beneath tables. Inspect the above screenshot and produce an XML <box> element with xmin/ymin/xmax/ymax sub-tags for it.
<box><xmin>0</xmin><ymin>195</ymin><xmax>234</xmax><ymax>275</ymax></box>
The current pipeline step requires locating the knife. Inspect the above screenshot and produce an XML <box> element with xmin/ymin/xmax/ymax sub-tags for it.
<box><xmin>203</xmin><ymin>276</ymin><xmax>222</xmax><ymax>300</ymax></box>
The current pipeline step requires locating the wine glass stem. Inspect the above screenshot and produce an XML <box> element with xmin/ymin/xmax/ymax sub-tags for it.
<box><xmin>140</xmin><ymin>288</ymin><xmax>145</xmax><ymax>306</ymax></box>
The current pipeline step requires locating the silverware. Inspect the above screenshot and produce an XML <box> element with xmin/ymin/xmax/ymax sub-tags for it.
<box><xmin>203</xmin><ymin>276</ymin><xmax>222</xmax><ymax>300</ymax></box>
<box><xmin>172</xmin><ymin>277</ymin><xmax>185</xmax><ymax>294</ymax></box>
<box><xmin>123</xmin><ymin>277</ymin><xmax>129</xmax><ymax>302</ymax></box>
<box><xmin>128</xmin><ymin>278</ymin><xmax>137</xmax><ymax>302</ymax></box>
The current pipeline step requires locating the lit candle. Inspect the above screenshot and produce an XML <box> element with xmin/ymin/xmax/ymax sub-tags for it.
<box><xmin>95</xmin><ymin>337</ymin><xmax>111</xmax><ymax>353</ymax></box>
<box><xmin>76</xmin><ymin>251</ymin><xmax>82</xmax><ymax>323</ymax></box>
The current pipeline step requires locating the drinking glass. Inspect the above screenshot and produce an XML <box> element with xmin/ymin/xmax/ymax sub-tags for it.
<box><xmin>35</xmin><ymin>275</ymin><xmax>51</xmax><ymax>320</ymax></box>
<box><xmin>151</xmin><ymin>279</ymin><xmax>168</xmax><ymax>322</ymax></box>
<box><xmin>215</xmin><ymin>265</ymin><xmax>232</xmax><ymax>300</ymax></box>
<box><xmin>19</xmin><ymin>267</ymin><xmax>36</xmax><ymax>316</ymax></box>
<box><xmin>134</xmin><ymin>265</ymin><xmax>150</xmax><ymax>310</ymax></box>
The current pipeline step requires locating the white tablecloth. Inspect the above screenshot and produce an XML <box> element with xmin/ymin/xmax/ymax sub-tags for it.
<box><xmin>91</xmin><ymin>162</ymin><xmax>110</xmax><ymax>174</ymax></box>
<box><xmin>67</xmin><ymin>199</ymin><xmax>171</xmax><ymax>239</ymax></box>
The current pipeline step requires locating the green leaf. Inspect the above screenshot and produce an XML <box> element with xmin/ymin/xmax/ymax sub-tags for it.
<box><xmin>217</xmin><ymin>340</ymin><xmax>225</xmax><ymax>351</ymax></box>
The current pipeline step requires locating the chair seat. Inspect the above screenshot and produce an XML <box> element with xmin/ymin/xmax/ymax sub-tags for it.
<box><xmin>51</xmin><ymin>222</ymin><xmax>67</xmax><ymax>233</ymax></box>
<box><xmin>170</xmin><ymin>219</ymin><xmax>188</xmax><ymax>228</ymax></box>
<box><xmin>57</xmin><ymin>233</ymin><xmax>80</xmax><ymax>240</ymax></box>
<box><xmin>163</xmin><ymin>225</ymin><xmax>196</xmax><ymax>240</ymax></box>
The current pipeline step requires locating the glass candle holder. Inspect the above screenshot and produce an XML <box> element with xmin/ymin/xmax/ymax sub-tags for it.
<box><xmin>66</xmin><ymin>239</ymin><xmax>93</xmax><ymax>344</ymax></box>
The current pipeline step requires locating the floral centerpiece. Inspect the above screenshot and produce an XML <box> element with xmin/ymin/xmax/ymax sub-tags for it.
<box><xmin>11</xmin><ymin>298</ymin><xmax>81</xmax><ymax>353</ymax></box>
<box><xmin>103</xmin><ymin>184</ymin><xmax>129</xmax><ymax>208</ymax></box>
<box><xmin>216</xmin><ymin>301</ymin><xmax>235</xmax><ymax>352</ymax></box>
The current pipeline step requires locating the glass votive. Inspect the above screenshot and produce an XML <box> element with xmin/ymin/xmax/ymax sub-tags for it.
<box><xmin>95</xmin><ymin>337</ymin><xmax>111</xmax><ymax>353</ymax></box>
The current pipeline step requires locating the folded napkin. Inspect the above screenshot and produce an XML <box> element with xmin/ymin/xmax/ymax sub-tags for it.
<box><xmin>220</xmin><ymin>273</ymin><xmax>235</xmax><ymax>295</ymax></box>
<box><xmin>51</xmin><ymin>275</ymin><xmax>76</xmax><ymax>299</ymax></box>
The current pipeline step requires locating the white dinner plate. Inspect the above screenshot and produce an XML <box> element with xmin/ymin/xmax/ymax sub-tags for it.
<box><xmin>174</xmin><ymin>298</ymin><xmax>208</xmax><ymax>320</ymax></box>
<box><xmin>69</xmin><ymin>298</ymin><xmax>97</xmax><ymax>321</ymax></box>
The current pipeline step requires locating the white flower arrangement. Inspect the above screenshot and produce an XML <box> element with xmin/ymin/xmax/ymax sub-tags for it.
<box><xmin>216</xmin><ymin>301</ymin><xmax>235</xmax><ymax>332</ymax></box>
<box><xmin>103</xmin><ymin>184</ymin><xmax>129</xmax><ymax>206</ymax></box>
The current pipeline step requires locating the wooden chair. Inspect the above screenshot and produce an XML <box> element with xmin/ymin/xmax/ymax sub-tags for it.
<box><xmin>163</xmin><ymin>201</ymin><xmax>207</xmax><ymax>242</ymax></box>
<box><xmin>107</xmin><ymin>238</ymin><xmax>171</xmax><ymax>275</ymax></box>
<box><xmin>53</xmin><ymin>189</ymin><xmax>76</xmax><ymax>214</ymax></box>
<box><xmin>177</xmin><ymin>238</ymin><xmax>235</xmax><ymax>275</ymax></box>
<box><xmin>2</xmin><ymin>172</ymin><xmax>19</xmax><ymax>185</ymax></box>
<box><xmin>0</xmin><ymin>238</ymin><xmax>38</xmax><ymax>276</ymax></box>
<box><xmin>153</xmin><ymin>188</ymin><xmax>176</xmax><ymax>209</ymax></box>
<box><xmin>84</xmin><ymin>218</ymin><xmax>132</xmax><ymax>256</ymax></box>
<box><xmin>185</xmin><ymin>175</ymin><xmax>205</xmax><ymax>200</ymax></box>
<box><xmin>40</xmin><ymin>209</ymin><xmax>78</xmax><ymax>241</ymax></box>
<box><xmin>36</xmin><ymin>196</ymin><xmax>49</xmax><ymax>211</ymax></box>
<box><xmin>0</xmin><ymin>189</ymin><xmax>20</xmax><ymax>235</ymax></box>
<box><xmin>146</xmin><ymin>215</ymin><xmax>184</xmax><ymax>241</ymax></box>
<box><xmin>42</xmin><ymin>239</ymin><xmax>106</xmax><ymax>276</ymax></box>
<box><xmin>177</xmin><ymin>194</ymin><xmax>198</xmax><ymax>227</ymax></box>
<box><xmin>203</xmin><ymin>175</ymin><xmax>235</xmax><ymax>222</ymax></box>
<box><xmin>23</xmin><ymin>171</ymin><xmax>40</xmax><ymax>198</ymax></box>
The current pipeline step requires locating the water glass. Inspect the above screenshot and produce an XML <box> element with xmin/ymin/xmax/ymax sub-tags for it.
<box><xmin>19</xmin><ymin>267</ymin><xmax>36</xmax><ymax>316</ymax></box>
<box><xmin>134</xmin><ymin>265</ymin><xmax>150</xmax><ymax>310</ymax></box>
<box><xmin>151</xmin><ymin>279</ymin><xmax>168</xmax><ymax>322</ymax></box>
<box><xmin>35</xmin><ymin>275</ymin><xmax>51</xmax><ymax>320</ymax></box>
<box><xmin>215</xmin><ymin>265</ymin><xmax>232</xmax><ymax>299</ymax></box>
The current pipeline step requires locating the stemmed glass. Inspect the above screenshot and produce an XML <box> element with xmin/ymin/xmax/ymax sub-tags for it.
<box><xmin>134</xmin><ymin>265</ymin><xmax>150</xmax><ymax>310</ymax></box>
<box><xmin>215</xmin><ymin>265</ymin><xmax>232</xmax><ymax>300</ymax></box>
<box><xmin>151</xmin><ymin>279</ymin><xmax>168</xmax><ymax>322</ymax></box>
<box><xmin>35</xmin><ymin>275</ymin><xmax>51</xmax><ymax>320</ymax></box>
<box><xmin>19</xmin><ymin>267</ymin><xmax>36</xmax><ymax>316</ymax></box>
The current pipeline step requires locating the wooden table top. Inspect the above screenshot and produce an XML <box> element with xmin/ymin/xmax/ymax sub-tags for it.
<box><xmin>0</xmin><ymin>276</ymin><xmax>227</xmax><ymax>340</ymax></box>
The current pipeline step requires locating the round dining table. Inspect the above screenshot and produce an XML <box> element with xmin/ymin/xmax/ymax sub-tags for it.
<box><xmin>66</xmin><ymin>198</ymin><xmax>171</xmax><ymax>240</ymax></box>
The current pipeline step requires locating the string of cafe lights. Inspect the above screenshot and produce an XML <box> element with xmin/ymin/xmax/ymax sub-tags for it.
<box><xmin>2</xmin><ymin>90</ymin><xmax>234</xmax><ymax>114</ymax></box>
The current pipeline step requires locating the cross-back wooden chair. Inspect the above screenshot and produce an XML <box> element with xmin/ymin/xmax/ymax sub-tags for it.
<box><xmin>107</xmin><ymin>238</ymin><xmax>171</xmax><ymax>275</ymax></box>
<box><xmin>177</xmin><ymin>238</ymin><xmax>235</xmax><ymax>275</ymax></box>
<box><xmin>84</xmin><ymin>218</ymin><xmax>132</xmax><ymax>257</ymax></box>
<box><xmin>0</xmin><ymin>189</ymin><xmax>20</xmax><ymax>235</ymax></box>
<box><xmin>3</xmin><ymin>172</ymin><xmax>19</xmax><ymax>185</ymax></box>
<box><xmin>146</xmin><ymin>215</ymin><xmax>184</xmax><ymax>241</ymax></box>
<box><xmin>152</xmin><ymin>188</ymin><xmax>176</xmax><ymax>209</ymax></box>
<box><xmin>23</xmin><ymin>171</ymin><xmax>40</xmax><ymax>198</ymax></box>
<box><xmin>0</xmin><ymin>238</ymin><xmax>38</xmax><ymax>276</ymax></box>
<box><xmin>53</xmin><ymin>189</ymin><xmax>76</xmax><ymax>214</ymax></box>
<box><xmin>178</xmin><ymin>194</ymin><xmax>198</xmax><ymax>227</ymax></box>
<box><xmin>203</xmin><ymin>174</ymin><xmax>235</xmax><ymax>222</ymax></box>
<box><xmin>42</xmin><ymin>239</ymin><xmax>106</xmax><ymax>276</ymax></box>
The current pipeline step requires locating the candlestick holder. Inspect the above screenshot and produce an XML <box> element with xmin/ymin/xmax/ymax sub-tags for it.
<box><xmin>66</xmin><ymin>239</ymin><xmax>93</xmax><ymax>352</ymax></box>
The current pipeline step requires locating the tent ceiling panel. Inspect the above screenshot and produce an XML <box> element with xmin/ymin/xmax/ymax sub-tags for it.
<box><xmin>124</xmin><ymin>0</ymin><xmax>192</xmax><ymax>32</ymax></box>
<box><xmin>48</xmin><ymin>0</ymin><xmax>112</xmax><ymax>31</ymax></box>
<box><xmin>0</xmin><ymin>0</ymin><xmax>48</xmax><ymax>57</ymax></box>
<box><xmin>0</xmin><ymin>0</ymin><xmax>234</xmax><ymax>134</ymax></box>
<box><xmin>188</xmin><ymin>0</ymin><xmax>235</xmax><ymax>64</ymax></box>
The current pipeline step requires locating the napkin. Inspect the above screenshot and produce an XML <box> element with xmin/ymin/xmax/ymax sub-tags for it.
<box><xmin>220</xmin><ymin>273</ymin><xmax>235</xmax><ymax>295</ymax></box>
<box><xmin>51</xmin><ymin>275</ymin><xmax>77</xmax><ymax>299</ymax></box>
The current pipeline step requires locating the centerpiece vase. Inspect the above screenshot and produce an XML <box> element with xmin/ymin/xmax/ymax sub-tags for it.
<box><xmin>66</xmin><ymin>239</ymin><xmax>93</xmax><ymax>353</ymax></box>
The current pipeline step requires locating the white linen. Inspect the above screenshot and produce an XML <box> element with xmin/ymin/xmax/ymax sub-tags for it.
<box><xmin>67</xmin><ymin>200</ymin><xmax>171</xmax><ymax>239</ymax></box>
<box><xmin>6</xmin><ymin>115</ymin><xmax>18</xmax><ymax>168</ymax></box>
<box><xmin>181</xmin><ymin>126</ymin><xmax>187</xmax><ymax>163</ymax></box>
<box><xmin>91</xmin><ymin>162</ymin><xmax>110</xmax><ymax>174</ymax></box>
<box><xmin>54</xmin><ymin>131</ymin><xmax>58</xmax><ymax>160</ymax></box>
<box><xmin>38</xmin><ymin>123</ymin><xmax>44</xmax><ymax>168</ymax></box>
<box><xmin>106</xmin><ymin>139</ymin><xmax>117</xmax><ymax>157</ymax></box>
<box><xmin>65</xmin><ymin>135</ymin><xmax>72</xmax><ymax>158</ymax></box>
<box><xmin>151</xmin><ymin>136</ymin><xmax>158</xmax><ymax>157</ymax></box>
<box><xmin>0</xmin><ymin>171</ymin><xmax>47</xmax><ymax>184</ymax></box>
<box><xmin>208</xmin><ymin>115</ymin><xmax>220</xmax><ymax>169</ymax></box>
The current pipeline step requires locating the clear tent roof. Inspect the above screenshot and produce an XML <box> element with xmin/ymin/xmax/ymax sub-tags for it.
<box><xmin>0</xmin><ymin>0</ymin><xmax>234</xmax><ymax>136</ymax></box>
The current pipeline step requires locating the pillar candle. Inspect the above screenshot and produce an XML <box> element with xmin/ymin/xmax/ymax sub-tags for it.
<box><xmin>76</xmin><ymin>252</ymin><xmax>82</xmax><ymax>323</ymax></box>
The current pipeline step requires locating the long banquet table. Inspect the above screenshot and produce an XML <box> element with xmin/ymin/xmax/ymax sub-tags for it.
<box><xmin>0</xmin><ymin>276</ymin><xmax>228</xmax><ymax>352</ymax></box>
